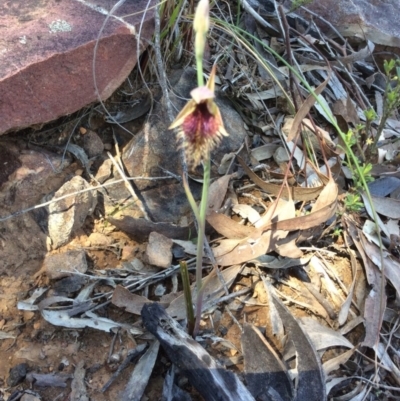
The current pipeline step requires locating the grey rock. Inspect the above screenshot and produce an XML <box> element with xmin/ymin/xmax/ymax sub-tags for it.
<box><xmin>281</xmin><ymin>0</ymin><xmax>400</xmax><ymax>47</ymax></box>
<box><xmin>48</xmin><ymin>176</ymin><xmax>97</xmax><ymax>249</ymax></box>
<box><xmin>146</xmin><ymin>231</ymin><xmax>173</xmax><ymax>268</ymax></box>
<box><xmin>38</xmin><ymin>249</ymin><xmax>88</xmax><ymax>280</ymax></box>
<box><xmin>0</xmin><ymin>140</ymin><xmax>73</xmax><ymax>274</ymax></box>
<box><xmin>121</xmin><ymin>67</ymin><xmax>247</xmax><ymax>222</ymax></box>
<box><xmin>7</xmin><ymin>363</ymin><xmax>28</xmax><ymax>387</ymax></box>
<box><xmin>83</xmin><ymin>130</ymin><xmax>104</xmax><ymax>158</ymax></box>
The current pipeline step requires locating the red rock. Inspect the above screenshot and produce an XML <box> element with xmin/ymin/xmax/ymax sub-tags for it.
<box><xmin>0</xmin><ymin>0</ymin><xmax>155</xmax><ymax>135</ymax></box>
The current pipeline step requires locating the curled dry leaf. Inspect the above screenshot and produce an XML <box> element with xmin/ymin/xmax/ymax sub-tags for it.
<box><xmin>213</xmin><ymin>197</ymin><xmax>292</xmax><ymax>266</ymax></box>
<box><xmin>242</xmin><ymin>323</ymin><xmax>294</xmax><ymax>401</ymax></box>
<box><xmin>212</xmin><ymin>175</ymin><xmax>337</xmax><ymax>266</ymax></box>
<box><xmin>345</xmin><ymin>217</ymin><xmax>386</xmax><ymax>348</ymax></box>
<box><xmin>238</xmin><ymin>156</ymin><xmax>326</xmax><ymax>202</ymax></box>
<box><xmin>261</xmin><ymin>177</ymin><xmax>338</xmax><ymax>232</ymax></box>
<box><xmin>272</xmin><ymin>295</ymin><xmax>327</xmax><ymax>401</ymax></box>
<box><xmin>112</xmin><ymin>285</ymin><xmax>169</xmax><ymax>315</ymax></box>
<box><xmin>207</xmin><ymin>174</ymin><xmax>233</xmax><ymax>214</ymax></box>
<box><xmin>207</xmin><ymin>211</ymin><xmax>257</xmax><ymax>239</ymax></box>
<box><xmin>286</xmin><ymin>72</ymin><xmax>331</xmax><ymax>143</ymax></box>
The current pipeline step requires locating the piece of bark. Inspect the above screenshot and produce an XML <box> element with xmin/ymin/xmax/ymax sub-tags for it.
<box><xmin>108</xmin><ymin>216</ymin><xmax>195</xmax><ymax>242</ymax></box>
<box><xmin>25</xmin><ymin>372</ymin><xmax>72</xmax><ymax>387</ymax></box>
<box><xmin>121</xmin><ymin>341</ymin><xmax>159</xmax><ymax>401</ymax></box>
<box><xmin>70</xmin><ymin>361</ymin><xmax>89</xmax><ymax>401</ymax></box>
<box><xmin>141</xmin><ymin>303</ymin><xmax>255</xmax><ymax>401</ymax></box>
<box><xmin>101</xmin><ymin>344</ymin><xmax>147</xmax><ymax>393</ymax></box>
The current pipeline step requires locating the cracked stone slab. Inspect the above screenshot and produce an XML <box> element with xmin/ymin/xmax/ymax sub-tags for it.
<box><xmin>0</xmin><ymin>0</ymin><xmax>155</xmax><ymax>135</ymax></box>
<box><xmin>48</xmin><ymin>175</ymin><xmax>97</xmax><ymax>249</ymax></box>
<box><xmin>120</xmin><ymin>67</ymin><xmax>247</xmax><ymax>223</ymax></box>
<box><xmin>282</xmin><ymin>0</ymin><xmax>400</xmax><ymax>48</ymax></box>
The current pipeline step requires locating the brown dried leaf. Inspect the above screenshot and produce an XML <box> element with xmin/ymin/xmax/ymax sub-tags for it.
<box><xmin>207</xmin><ymin>211</ymin><xmax>257</xmax><ymax>239</ymax></box>
<box><xmin>287</xmin><ymin>73</ymin><xmax>331</xmax><ymax>142</ymax></box>
<box><xmin>261</xmin><ymin>177</ymin><xmax>338</xmax><ymax>232</ymax></box>
<box><xmin>255</xmin><ymin>198</ymin><xmax>295</xmax><ymax>230</ymax></box>
<box><xmin>242</xmin><ymin>323</ymin><xmax>293</xmax><ymax>400</ymax></box>
<box><xmin>213</xmin><ymin>178</ymin><xmax>337</xmax><ymax>266</ymax></box>
<box><xmin>215</xmin><ymin>229</ymin><xmax>288</xmax><ymax>266</ymax></box>
<box><xmin>207</xmin><ymin>174</ymin><xmax>233</xmax><ymax>214</ymax></box>
<box><xmin>346</xmin><ymin>219</ymin><xmax>386</xmax><ymax>348</ymax></box>
<box><xmin>213</xmin><ymin>198</ymin><xmax>291</xmax><ymax>266</ymax></box>
<box><xmin>332</xmin><ymin>96</ymin><xmax>359</xmax><ymax>125</ymax></box>
<box><xmin>212</xmin><ymin>239</ymin><xmax>242</xmax><ymax>258</ymax></box>
<box><xmin>238</xmin><ymin>156</ymin><xmax>325</xmax><ymax>202</ymax></box>
<box><xmin>112</xmin><ymin>286</ymin><xmax>169</xmax><ymax>315</ymax></box>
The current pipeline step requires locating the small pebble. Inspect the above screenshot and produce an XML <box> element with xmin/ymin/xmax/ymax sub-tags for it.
<box><xmin>7</xmin><ymin>363</ymin><xmax>28</xmax><ymax>387</ymax></box>
<box><xmin>109</xmin><ymin>353</ymin><xmax>120</xmax><ymax>363</ymax></box>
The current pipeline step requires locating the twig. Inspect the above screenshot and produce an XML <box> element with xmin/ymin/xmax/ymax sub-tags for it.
<box><xmin>107</xmin><ymin>329</ymin><xmax>119</xmax><ymax>364</ymax></box>
<box><xmin>101</xmin><ymin>343</ymin><xmax>147</xmax><ymax>393</ymax></box>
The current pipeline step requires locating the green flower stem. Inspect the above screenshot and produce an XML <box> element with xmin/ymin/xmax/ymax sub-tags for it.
<box><xmin>192</xmin><ymin>156</ymin><xmax>210</xmax><ymax>337</ymax></box>
<box><xmin>182</xmin><ymin>175</ymin><xmax>201</xmax><ymax>222</ymax></box>
<box><xmin>196</xmin><ymin>53</ymin><xmax>204</xmax><ymax>87</ymax></box>
<box><xmin>180</xmin><ymin>261</ymin><xmax>195</xmax><ymax>335</ymax></box>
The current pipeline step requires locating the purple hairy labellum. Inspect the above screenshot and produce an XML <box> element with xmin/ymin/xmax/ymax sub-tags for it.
<box><xmin>169</xmin><ymin>65</ymin><xmax>228</xmax><ymax>166</ymax></box>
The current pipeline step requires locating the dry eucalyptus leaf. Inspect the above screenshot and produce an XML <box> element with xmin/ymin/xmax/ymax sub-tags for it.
<box><xmin>242</xmin><ymin>323</ymin><xmax>293</xmax><ymax>401</ymax></box>
<box><xmin>369</xmin><ymin>195</ymin><xmax>400</xmax><ymax>219</ymax></box>
<box><xmin>323</xmin><ymin>348</ymin><xmax>355</xmax><ymax>376</ymax></box>
<box><xmin>122</xmin><ymin>341</ymin><xmax>160</xmax><ymax>401</ymax></box>
<box><xmin>112</xmin><ymin>286</ymin><xmax>168</xmax><ymax>315</ymax></box>
<box><xmin>285</xmin><ymin>73</ymin><xmax>330</xmax><ymax>142</ymax></box>
<box><xmin>207</xmin><ymin>174</ymin><xmax>233</xmax><ymax>214</ymax></box>
<box><xmin>299</xmin><ymin>318</ymin><xmax>353</xmax><ymax>351</ymax></box>
<box><xmin>207</xmin><ymin>211</ymin><xmax>257</xmax><ymax>239</ymax></box>
<box><xmin>172</xmin><ymin>239</ymin><xmax>197</xmax><ymax>255</ymax></box>
<box><xmin>348</xmin><ymin>224</ymin><xmax>386</xmax><ymax>348</ymax></box>
<box><xmin>238</xmin><ymin>156</ymin><xmax>325</xmax><ymax>202</ymax></box>
<box><xmin>213</xmin><ymin>219</ymin><xmax>289</xmax><ymax>267</ymax></box>
<box><xmin>260</xmin><ymin>177</ymin><xmax>338</xmax><ymax>232</ymax></box>
<box><xmin>273</xmin><ymin>295</ymin><xmax>326</xmax><ymax>401</ymax></box>
<box><xmin>232</xmin><ymin>204</ymin><xmax>261</xmax><ymax>225</ymax></box>
<box><xmin>251</xmin><ymin>144</ymin><xmax>280</xmax><ymax>162</ymax></box>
